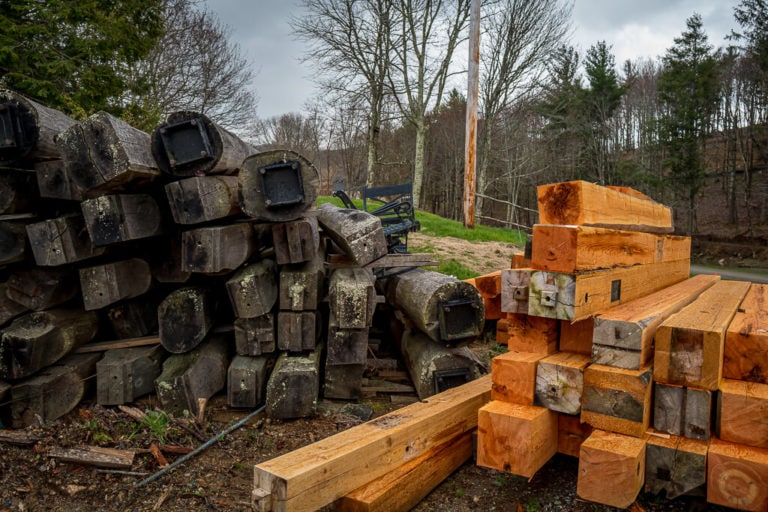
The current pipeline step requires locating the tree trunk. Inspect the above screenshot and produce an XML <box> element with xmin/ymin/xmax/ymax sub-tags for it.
<box><xmin>412</xmin><ymin>120</ymin><xmax>427</xmax><ymax>209</ymax></box>
<box><xmin>0</xmin><ymin>89</ymin><xmax>76</xmax><ymax>166</ymax></box>
<box><xmin>475</xmin><ymin>121</ymin><xmax>494</xmax><ymax>221</ymax></box>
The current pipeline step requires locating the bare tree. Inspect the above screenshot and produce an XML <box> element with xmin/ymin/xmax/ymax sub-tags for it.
<box><xmin>388</xmin><ymin>0</ymin><xmax>471</xmax><ymax>208</ymax></box>
<box><xmin>296</xmin><ymin>0</ymin><xmax>395</xmax><ymax>188</ymax></box>
<box><xmin>125</xmin><ymin>0</ymin><xmax>258</xmax><ymax>131</ymax></box>
<box><xmin>476</xmin><ymin>0</ymin><xmax>572</xmax><ymax>219</ymax></box>
<box><xmin>251</xmin><ymin>112</ymin><xmax>321</xmax><ymax>156</ymax></box>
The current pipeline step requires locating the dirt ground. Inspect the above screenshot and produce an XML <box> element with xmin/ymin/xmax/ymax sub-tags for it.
<box><xmin>0</xmin><ymin>232</ymin><xmax>754</xmax><ymax>512</ymax></box>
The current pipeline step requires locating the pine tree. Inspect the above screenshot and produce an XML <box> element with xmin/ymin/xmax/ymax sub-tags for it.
<box><xmin>657</xmin><ymin>14</ymin><xmax>722</xmax><ymax>235</ymax></box>
<box><xmin>582</xmin><ymin>41</ymin><xmax>627</xmax><ymax>184</ymax></box>
<box><xmin>0</xmin><ymin>0</ymin><xmax>163</xmax><ymax>117</ymax></box>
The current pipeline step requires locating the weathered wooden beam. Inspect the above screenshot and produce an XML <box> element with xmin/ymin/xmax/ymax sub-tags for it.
<box><xmin>0</xmin><ymin>218</ymin><xmax>28</xmax><ymax>265</ymax></box>
<box><xmin>724</xmin><ymin>283</ymin><xmax>768</xmax><ymax>383</ymax></box>
<box><xmin>716</xmin><ymin>379</ymin><xmax>768</xmax><ymax>449</ymax></box>
<box><xmin>79</xmin><ymin>258</ymin><xmax>152</xmax><ymax>310</ymax></box>
<box><xmin>0</xmin><ymin>308</ymin><xmax>99</xmax><ymax>379</ymax></box>
<box><xmin>48</xmin><ymin>446</ymin><xmax>135</xmax><ymax>470</ymax></box>
<box><xmin>477</xmin><ymin>401</ymin><xmax>557</xmax><ymax>478</ymax></box>
<box><xmin>576</xmin><ymin>429</ymin><xmax>647</xmax><ymax>509</ymax></box>
<box><xmin>149</xmin><ymin>235</ymin><xmax>192</xmax><ymax>284</ymax></box>
<box><xmin>0</xmin><ymin>379</ymin><xmax>10</xmax><ymax>405</ymax></box>
<box><xmin>530</xmin><ymin>224</ymin><xmax>689</xmax><ymax>273</ymax></box>
<box><xmin>383</xmin><ymin>267</ymin><xmax>484</xmax><ymax>344</ymax></box>
<box><xmin>5</xmin><ymin>266</ymin><xmax>79</xmax><ymax>311</ymax></box>
<box><xmin>504</xmin><ymin>313</ymin><xmax>558</xmax><ymax>354</ymax></box>
<box><xmin>9</xmin><ymin>353</ymin><xmax>100</xmax><ymax>428</ymax></box>
<box><xmin>328</xmin><ymin>253</ymin><xmax>438</xmax><ymax>270</ymax></box>
<box><xmin>399</xmin><ymin>329</ymin><xmax>486</xmax><ymax>400</ymax></box>
<box><xmin>252</xmin><ymin>374</ymin><xmax>491</xmax><ymax>512</ymax></box>
<box><xmin>328</xmin><ymin>268</ymin><xmax>376</xmax><ymax>330</ymax></box>
<box><xmin>0</xmin><ymin>170</ymin><xmax>38</xmax><ymax>214</ymax></box>
<box><xmin>272</xmin><ymin>215</ymin><xmax>320</xmax><ymax>265</ymax></box>
<box><xmin>56</xmin><ymin>110</ymin><xmax>160</xmax><ymax>195</ymax></box>
<box><xmin>96</xmin><ymin>345</ymin><xmax>166</xmax><ymax>405</ymax></box>
<box><xmin>0</xmin><ymin>282</ymin><xmax>27</xmax><ymax>327</ymax></box>
<box><xmin>278</xmin><ymin>255</ymin><xmax>325</xmax><ymax>312</ymax></box>
<box><xmin>265</xmin><ymin>348</ymin><xmax>323</xmax><ymax>420</ymax></box>
<box><xmin>654</xmin><ymin>279</ymin><xmax>751</xmax><ymax>390</ymax></box>
<box><xmin>235</xmin><ymin>314</ymin><xmax>276</xmax><ymax>356</ymax></box>
<box><xmin>535</xmin><ymin>351</ymin><xmax>590</xmax><ymax>415</ymax></box>
<box><xmin>26</xmin><ymin>214</ymin><xmax>105</xmax><ymax>266</ymax></box>
<box><xmin>529</xmin><ymin>259</ymin><xmax>690</xmax><ymax>321</ymax></box>
<box><xmin>158</xmin><ymin>286</ymin><xmax>215</xmax><ymax>354</ymax></box>
<box><xmin>326</xmin><ymin>326</ymin><xmax>368</xmax><ymax>366</ymax></box>
<box><xmin>592</xmin><ymin>274</ymin><xmax>720</xmax><ymax>370</ymax></box>
<box><xmin>581</xmin><ymin>363</ymin><xmax>653</xmax><ymax>438</ymax></box>
<box><xmin>0</xmin><ymin>89</ymin><xmax>76</xmax><ymax>165</ymax></box>
<box><xmin>317</xmin><ymin>203</ymin><xmax>387</xmax><ymax>266</ymax></box>
<box><xmin>653</xmin><ymin>382</ymin><xmax>712</xmax><ymax>440</ymax></box>
<box><xmin>240</xmin><ymin>150</ymin><xmax>319</xmax><ymax>222</ymax></box>
<box><xmin>500</xmin><ymin>269</ymin><xmax>531</xmax><ymax>314</ymax></box>
<box><xmin>164</xmin><ymin>175</ymin><xmax>241</xmax><ymax>224</ymax></box>
<box><xmin>81</xmin><ymin>193</ymin><xmax>164</xmax><ymax>247</ymax></box>
<box><xmin>106</xmin><ymin>296</ymin><xmax>160</xmax><ymax>339</ymax></box>
<box><xmin>34</xmin><ymin>159</ymin><xmax>83</xmax><ymax>201</ymax></box>
<box><xmin>74</xmin><ymin>335</ymin><xmax>159</xmax><ymax>354</ymax></box>
<box><xmin>335</xmin><ymin>431</ymin><xmax>473</xmax><ymax>512</ymax></box>
<box><xmin>276</xmin><ymin>311</ymin><xmax>320</xmax><ymax>352</ymax></box>
<box><xmin>707</xmin><ymin>438</ymin><xmax>768</xmax><ymax>511</ymax></box>
<box><xmin>323</xmin><ymin>364</ymin><xmax>365</xmax><ymax>400</ymax></box>
<box><xmin>154</xmin><ymin>335</ymin><xmax>230</xmax><ymax>417</ymax></box>
<box><xmin>228</xmin><ymin>355</ymin><xmax>272</xmax><ymax>408</ymax></box>
<box><xmin>181</xmin><ymin>223</ymin><xmax>255</xmax><ymax>274</ymax></box>
<box><xmin>645</xmin><ymin>433</ymin><xmax>707</xmax><ymax>500</ymax></box>
<box><xmin>151</xmin><ymin>111</ymin><xmax>256</xmax><ymax>176</ymax></box>
<box><xmin>490</xmin><ymin>350</ymin><xmax>544</xmax><ymax>405</ymax></box>
<box><xmin>226</xmin><ymin>259</ymin><xmax>278</xmax><ymax>318</ymax></box>
<box><xmin>537</xmin><ymin>180</ymin><xmax>673</xmax><ymax>233</ymax></box>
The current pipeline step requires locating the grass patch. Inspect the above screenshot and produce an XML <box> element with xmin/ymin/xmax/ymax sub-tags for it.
<box><xmin>437</xmin><ymin>259</ymin><xmax>479</xmax><ymax>280</ymax></box>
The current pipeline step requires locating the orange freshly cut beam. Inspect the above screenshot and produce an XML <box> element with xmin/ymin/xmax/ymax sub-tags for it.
<box><xmin>537</xmin><ymin>180</ymin><xmax>672</xmax><ymax>233</ymax></box>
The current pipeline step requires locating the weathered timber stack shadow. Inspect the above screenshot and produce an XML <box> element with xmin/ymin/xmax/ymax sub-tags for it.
<box><xmin>2</xmin><ymin>90</ymin><xmax>493</xmax><ymax>435</ymax></box>
<box><xmin>476</xmin><ymin>179</ymin><xmax>768</xmax><ymax>511</ymax></box>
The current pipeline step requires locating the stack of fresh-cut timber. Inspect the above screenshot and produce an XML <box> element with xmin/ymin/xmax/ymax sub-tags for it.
<box><xmin>476</xmin><ymin>180</ymin><xmax>768</xmax><ymax>511</ymax></box>
<box><xmin>0</xmin><ymin>89</ymin><xmax>490</xmax><ymax>431</ymax></box>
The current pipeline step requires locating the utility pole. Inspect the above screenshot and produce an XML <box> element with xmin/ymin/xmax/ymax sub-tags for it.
<box><xmin>463</xmin><ymin>0</ymin><xmax>480</xmax><ymax>228</ymax></box>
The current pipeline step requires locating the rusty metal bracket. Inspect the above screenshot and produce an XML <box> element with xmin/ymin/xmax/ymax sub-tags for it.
<box><xmin>438</xmin><ymin>297</ymin><xmax>482</xmax><ymax>342</ymax></box>
<box><xmin>158</xmin><ymin>116</ymin><xmax>214</xmax><ymax>170</ymax></box>
<box><xmin>258</xmin><ymin>160</ymin><xmax>305</xmax><ymax>208</ymax></box>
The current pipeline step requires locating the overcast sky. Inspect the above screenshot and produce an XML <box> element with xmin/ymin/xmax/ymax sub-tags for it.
<box><xmin>203</xmin><ymin>0</ymin><xmax>741</xmax><ymax>119</ymax></box>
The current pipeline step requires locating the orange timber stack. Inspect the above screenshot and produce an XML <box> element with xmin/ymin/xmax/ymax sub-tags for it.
<box><xmin>471</xmin><ymin>180</ymin><xmax>768</xmax><ymax>511</ymax></box>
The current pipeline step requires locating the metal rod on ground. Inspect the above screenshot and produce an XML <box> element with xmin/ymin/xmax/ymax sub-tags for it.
<box><xmin>135</xmin><ymin>404</ymin><xmax>267</xmax><ymax>487</ymax></box>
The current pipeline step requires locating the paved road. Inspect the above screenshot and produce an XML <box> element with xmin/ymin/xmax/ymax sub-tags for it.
<box><xmin>691</xmin><ymin>264</ymin><xmax>768</xmax><ymax>284</ymax></box>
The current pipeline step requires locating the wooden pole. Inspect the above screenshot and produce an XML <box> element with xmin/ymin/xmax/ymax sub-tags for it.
<box><xmin>463</xmin><ymin>0</ymin><xmax>480</xmax><ymax>229</ymax></box>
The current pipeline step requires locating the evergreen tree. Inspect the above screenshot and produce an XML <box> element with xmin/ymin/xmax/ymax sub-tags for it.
<box><xmin>733</xmin><ymin>0</ymin><xmax>768</xmax><ymax>72</ymax></box>
<box><xmin>0</xmin><ymin>0</ymin><xmax>163</xmax><ymax>117</ymax></box>
<box><xmin>657</xmin><ymin>14</ymin><xmax>722</xmax><ymax>235</ymax></box>
<box><xmin>537</xmin><ymin>45</ymin><xmax>584</xmax><ymax>181</ymax></box>
<box><xmin>581</xmin><ymin>41</ymin><xmax>627</xmax><ymax>184</ymax></box>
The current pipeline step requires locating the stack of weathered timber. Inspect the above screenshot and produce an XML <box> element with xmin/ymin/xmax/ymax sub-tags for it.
<box><xmin>476</xmin><ymin>180</ymin><xmax>768</xmax><ymax>510</ymax></box>
<box><xmin>0</xmin><ymin>90</ymin><xmax>491</xmax><ymax>430</ymax></box>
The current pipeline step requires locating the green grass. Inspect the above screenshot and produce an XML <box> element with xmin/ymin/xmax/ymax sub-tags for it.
<box><xmin>317</xmin><ymin>195</ymin><xmax>526</xmax><ymax>246</ymax></box>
